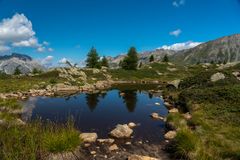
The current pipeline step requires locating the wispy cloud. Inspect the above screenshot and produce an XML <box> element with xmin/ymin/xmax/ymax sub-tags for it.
<box><xmin>169</xmin><ymin>29</ymin><xmax>182</xmax><ymax>37</ymax></box>
<box><xmin>172</xmin><ymin>0</ymin><xmax>185</xmax><ymax>7</ymax></box>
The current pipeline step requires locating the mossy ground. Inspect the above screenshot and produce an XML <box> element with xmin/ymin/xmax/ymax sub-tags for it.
<box><xmin>166</xmin><ymin>67</ymin><xmax>240</xmax><ymax>160</ymax></box>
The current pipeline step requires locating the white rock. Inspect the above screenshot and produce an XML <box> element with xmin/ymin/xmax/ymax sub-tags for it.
<box><xmin>90</xmin><ymin>151</ymin><xmax>96</xmax><ymax>155</ymax></box>
<box><xmin>210</xmin><ymin>72</ymin><xmax>225</xmax><ymax>82</ymax></box>
<box><xmin>128</xmin><ymin>122</ymin><xmax>137</xmax><ymax>128</ymax></box>
<box><xmin>110</xmin><ymin>124</ymin><xmax>133</xmax><ymax>138</ymax></box>
<box><xmin>109</xmin><ymin>144</ymin><xmax>118</xmax><ymax>151</ymax></box>
<box><xmin>97</xmin><ymin>138</ymin><xmax>114</xmax><ymax>144</ymax></box>
<box><xmin>169</xmin><ymin>108</ymin><xmax>179</xmax><ymax>113</ymax></box>
<box><xmin>164</xmin><ymin>131</ymin><xmax>177</xmax><ymax>140</ymax></box>
<box><xmin>150</xmin><ymin>113</ymin><xmax>165</xmax><ymax>121</ymax></box>
<box><xmin>79</xmin><ymin>133</ymin><xmax>98</xmax><ymax>143</ymax></box>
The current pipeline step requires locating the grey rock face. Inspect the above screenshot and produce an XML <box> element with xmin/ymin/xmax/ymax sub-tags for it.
<box><xmin>173</xmin><ymin>34</ymin><xmax>240</xmax><ymax>64</ymax></box>
<box><xmin>0</xmin><ymin>53</ymin><xmax>45</xmax><ymax>74</ymax></box>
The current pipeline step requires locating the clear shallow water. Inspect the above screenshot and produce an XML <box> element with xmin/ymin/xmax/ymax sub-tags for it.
<box><xmin>22</xmin><ymin>89</ymin><xmax>168</xmax><ymax>143</ymax></box>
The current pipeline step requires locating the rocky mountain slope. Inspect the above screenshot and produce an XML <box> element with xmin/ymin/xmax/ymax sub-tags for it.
<box><xmin>0</xmin><ymin>53</ymin><xmax>45</xmax><ymax>74</ymax></box>
<box><xmin>172</xmin><ymin>34</ymin><xmax>240</xmax><ymax>64</ymax></box>
<box><xmin>108</xmin><ymin>34</ymin><xmax>240</xmax><ymax>67</ymax></box>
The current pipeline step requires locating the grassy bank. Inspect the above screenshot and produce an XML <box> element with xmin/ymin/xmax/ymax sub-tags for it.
<box><xmin>0</xmin><ymin>98</ymin><xmax>81</xmax><ymax>160</ymax></box>
<box><xmin>165</xmin><ymin>70</ymin><xmax>240</xmax><ymax>160</ymax></box>
<box><xmin>0</xmin><ymin>119</ymin><xmax>81</xmax><ymax>160</ymax></box>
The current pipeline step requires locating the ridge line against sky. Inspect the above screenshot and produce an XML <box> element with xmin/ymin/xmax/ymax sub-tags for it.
<box><xmin>0</xmin><ymin>0</ymin><xmax>240</xmax><ymax>66</ymax></box>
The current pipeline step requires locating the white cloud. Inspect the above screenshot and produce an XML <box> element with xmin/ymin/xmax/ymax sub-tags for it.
<box><xmin>12</xmin><ymin>37</ymin><xmax>39</xmax><ymax>47</ymax></box>
<box><xmin>48</xmin><ymin>48</ymin><xmax>54</xmax><ymax>52</ymax></box>
<box><xmin>37</xmin><ymin>46</ymin><xmax>46</xmax><ymax>52</ymax></box>
<box><xmin>173</xmin><ymin>0</ymin><xmax>185</xmax><ymax>7</ymax></box>
<box><xmin>0</xmin><ymin>13</ymin><xmax>53</xmax><ymax>53</ymax></box>
<box><xmin>59</xmin><ymin>58</ymin><xmax>68</xmax><ymax>64</ymax></box>
<box><xmin>41</xmin><ymin>55</ymin><xmax>54</xmax><ymax>67</ymax></box>
<box><xmin>0</xmin><ymin>45</ymin><xmax>10</xmax><ymax>52</ymax></box>
<box><xmin>169</xmin><ymin>29</ymin><xmax>182</xmax><ymax>37</ymax></box>
<box><xmin>159</xmin><ymin>41</ymin><xmax>202</xmax><ymax>51</ymax></box>
<box><xmin>0</xmin><ymin>13</ymin><xmax>35</xmax><ymax>43</ymax></box>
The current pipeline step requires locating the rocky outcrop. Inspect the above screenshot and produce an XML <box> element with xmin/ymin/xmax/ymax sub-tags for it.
<box><xmin>110</xmin><ymin>124</ymin><xmax>133</xmax><ymax>138</ymax></box>
<box><xmin>52</xmin><ymin>83</ymin><xmax>79</xmax><ymax>95</ymax></box>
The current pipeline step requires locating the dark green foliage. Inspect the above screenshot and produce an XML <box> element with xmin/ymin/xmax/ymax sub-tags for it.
<box><xmin>139</xmin><ymin>62</ymin><xmax>142</xmax><ymax>68</ymax></box>
<box><xmin>0</xmin><ymin>72</ymin><xmax>10</xmax><ymax>79</ymax></box>
<box><xmin>179</xmin><ymin>70</ymin><xmax>239</xmax><ymax>89</ymax></box>
<box><xmin>14</xmin><ymin>67</ymin><xmax>21</xmax><ymax>75</ymax></box>
<box><xmin>162</xmin><ymin>55</ymin><xmax>169</xmax><ymax>62</ymax></box>
<box><xmin>32</xmin><ymin>68</ymin><xmax>42</xmax><ymax>74</ymax></box>
<box><xmin>149</xmin><ymin>55</ymin><xmax>154</xmax><ymax>62</ymax></box>
<box><xmin>86</xmin><ymin>47</ymin><xmax>100</xmax><ymax>68</ymax></box>
<box><xmin>121</xmin><ymin>47</ymin><xmax>138</xmax><ymax>70</ymax></box>
<box><xmin>101</xmin><ymin>56</ymin><xmax>109</xmax><ymax>67</ymax></box>
<box><xmin>119</xmin><ymin>60</ymin><xmax>123</xmax><ymax>67</ymax></box>
<box><xmin>49</xmin><ymin>78</ymin><xmax>57</xmax><ymax>84</ymax></box>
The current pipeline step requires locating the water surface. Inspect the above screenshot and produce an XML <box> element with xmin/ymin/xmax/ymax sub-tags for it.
<box><xmin>23</xmin><ymin>88</ymin><xmax>168</xmax><ymax>143</ymax></box>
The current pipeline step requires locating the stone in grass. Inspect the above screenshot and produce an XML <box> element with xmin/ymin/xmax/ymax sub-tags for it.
<box><xmin>169</xmin><ymin>108</ymin><xmax>179</xmax><ymax>113</ymax></box>
<box><xmin>79</xmin><ymin>133</ymin><xmax>98</xmax><ymax>143</ymax></box>
<box><xmin>164</xmin><ymin>131</ymin><xmax>177</xmax><ymax>140</ymax></box>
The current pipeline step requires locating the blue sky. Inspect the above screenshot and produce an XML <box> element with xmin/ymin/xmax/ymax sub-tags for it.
<box><xmin>0</xmin><ymin>0</ymin><xmax>240</xmax><ymax>65</ymax></box>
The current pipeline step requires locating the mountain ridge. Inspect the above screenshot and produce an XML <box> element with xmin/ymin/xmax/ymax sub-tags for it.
<box><xmin>108</xmin><ymin>33</ymin><xmax>240</xmax><ymax>67</ymax></box>
<box><xmin>0</xmin><ymin>53</ymin><xmax>45</xmax><ymax>74</ymax></box>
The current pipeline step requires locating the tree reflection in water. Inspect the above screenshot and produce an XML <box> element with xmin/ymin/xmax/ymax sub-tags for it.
<box><xmin>120</xmin><ymin>90</ymin><xmax>137</xmax><ymax>112</ymax></box>
<box><xmin>85</xmin><ymin>93</ymin><xmax>100</xmax><ymax>112</ymax></box>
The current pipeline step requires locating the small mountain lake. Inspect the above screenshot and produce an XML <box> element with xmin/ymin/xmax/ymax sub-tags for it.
<box><xmin>22</xmin><ymin>85</ymin><xmax>168</xmax><ymax>143</ymax></box>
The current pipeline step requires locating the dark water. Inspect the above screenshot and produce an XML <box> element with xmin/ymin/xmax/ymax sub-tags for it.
<box><xmin>22</xmin><ymin>88</ymin><xmax>168</xmax><ymax>143</ymax></box>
